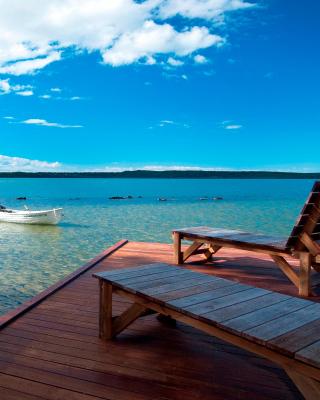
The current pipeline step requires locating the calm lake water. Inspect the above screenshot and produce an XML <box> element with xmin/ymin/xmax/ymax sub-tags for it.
<box><xmin>0</xmin><ymin>178</ymin><xmax>314</xmax><ymax>315</ymax></box>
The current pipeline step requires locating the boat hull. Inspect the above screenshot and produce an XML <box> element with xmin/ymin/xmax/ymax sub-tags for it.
<box><xmin>0</xmin><ymin>208</ymin><xmax>63</xmax><ymax>225</ymax></box>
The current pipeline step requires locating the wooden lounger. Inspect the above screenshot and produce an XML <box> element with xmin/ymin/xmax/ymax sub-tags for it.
<box><xmin>94</xmin><ymin>263</ymin><xmax>320</xmax><ymax>400</ymax></box>
<box><xmin>172</xmin><ymin>181</ymin><xmax>320</xmax><ymax>296</ymax></box>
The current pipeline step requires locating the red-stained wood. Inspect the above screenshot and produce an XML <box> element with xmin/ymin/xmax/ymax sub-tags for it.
<box><xmin>2</xmin><ymin>240</ymin><xmax>318</xmax><ymax>400</ymax></box>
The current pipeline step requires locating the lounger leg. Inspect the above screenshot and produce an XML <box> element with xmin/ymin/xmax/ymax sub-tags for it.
<box><xmin>99</xmin><ymin>281</ymin><xmax>113</xmax><ymax>340</ymax></box>
<box><xmin>112</xmin><ymin>303</ymin><xmax>151</xmax><ymax>338</ymax></box>
<box><xmin>183</xmin><ymin>241</ymin><xmax>203</xmax><ymax>262</ymax></box>
<box><xmin>99</xmin><ymin>281</ymin><xmax>153</xmax><ymax>340</ymax></box>
<box><xmin>299</xmin><ymin>252</ymin><xmax>312</xmax><ymax>297</ymax></box>
<box><xmin>285</xmin><ymin>368</ymin><xmax>320</xmax><ymax>400</ymax></box>
<box><xmin>173</xmin><ymin>232</ymin><xmax>183</xmax><ymax>264</ymax></box>
<box><xmin>204</xmin><ymin>245</ymin><xmax>222</xmax><ymax>261</ymax></box>
<box><xmin>271</xmin><ymin>255</ymin><xmax>299</xmax><ymax>290</ymax></box>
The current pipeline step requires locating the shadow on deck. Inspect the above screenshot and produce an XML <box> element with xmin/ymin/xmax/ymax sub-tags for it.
<box><xmin>1</xmin><ymin>240</ymin><xmax>316</xmax><ymax>399</ymax></box>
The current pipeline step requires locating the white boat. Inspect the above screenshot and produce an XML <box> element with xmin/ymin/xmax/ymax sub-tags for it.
<box><xmin>0</xmin><ymin>207</ymin><xmax>63</xmax><ymax>225</ymax></box>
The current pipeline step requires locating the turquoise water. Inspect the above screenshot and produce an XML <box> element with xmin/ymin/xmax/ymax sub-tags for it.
<box><xmin>0</xmin><ymin>178</ymin><xmax>314</xmax><ymax>315</ymax></box>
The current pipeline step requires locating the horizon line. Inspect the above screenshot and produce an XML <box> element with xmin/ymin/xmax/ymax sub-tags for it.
<box><xmin>1</xmin><ymin>170</ymin><xmax>320</xmax><ymax>175</ymax></box>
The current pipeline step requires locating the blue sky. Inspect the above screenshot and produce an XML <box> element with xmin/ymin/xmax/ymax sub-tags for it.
<box><xmin>0</xmin><ymin>0</ymin><xmax>319</xmax><ymax>172</ymax></box>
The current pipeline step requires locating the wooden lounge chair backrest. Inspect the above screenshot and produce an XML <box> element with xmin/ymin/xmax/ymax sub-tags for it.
<box><xmin>286</xmin><ymin>181</ymin><xmax>320</xmax><ymax>254</ymax></box>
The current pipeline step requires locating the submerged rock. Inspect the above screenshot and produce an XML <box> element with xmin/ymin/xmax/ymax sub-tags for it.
<box><xmin>109</xmin><ymin>196</ymin><xmax>134</xmax><ymax>200</ymax></box>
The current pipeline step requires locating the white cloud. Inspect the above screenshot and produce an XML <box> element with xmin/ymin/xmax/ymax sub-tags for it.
<box><xmin>0</xmin><ymin>78</ymin><xmax>34</xmax><ymax>95</ymax></box>
<box><xmin>22</xmin><ymin>118</ymin><xmax>83</xmax><ymax>128</ymax></box>
<box><xmin>102</xmin><ymin>21</ymin><xmax>222</xmax><ymax>66</ymax></box>
<box><xmin>3</xmin><ymin>116</ymin><xmax>14</xmax><ymax>120</ymax></box>
<box><xmin>194</xmin><ymin>54</ymin><xmax>207</xmax><ymax>64</ymax></box>
<box><xmin>224</xmin><ymin>124</ymin><xmax>242</xmax><ymax>130</ymax></box>
<box><xmin>221</xmin><ymin>120</ymin><xmax>242</xmax><ymax>130</ymax></box>
<box><xmin>152</xmin><ymin>119</ymin><xmax>190</xmax><ymax>128</ymax></box>
<box><xmin>0</xmin><ymin>0</ymin><xmax>255</xmax><ymax>74</ymax></box>
<box><xmin>181</xmin><ymin>74</ymin><xmax>188</xmax><ymax>80</ymax></box>
<box><xmin>92</xmin><ymin>164</ymin><xmax>232</xmax><ymax>172</ymax></box>
<box><xmin>138</xmin><ymin>165</ymin><xmax>224</xmax><ymax>171</ymax></box>
<box><xmin>0</xmin><ymin>154</ymin><xmax>61</xmax><ymax>172</ymax></box>
<box><xmin>159</xmin><ymin>120</ymin><xmax>176</xmax><ymax>127</ymax></box>
<box><xmin>39</xmin><ymin>92</ymin><xmax>82</xmax><ymax>100</ymax></box>
<box><xmin>16</xmin><ymin>90</ymin><xmax>34</xmax><ymax>96</ymax></box>
<box><xmin>0</xmin><ymin>79</ymin><xmax>11</xmax><ymax>93</ymax></box>
<box><xmin>167</xmin><ymin>57</ymin><xmax>184</xmax><ymax>67</ymax></box>
<box><xmin>0</xmin><ymin>52</ymin><xmax>61</xmax><ymax>76</ymax></box>
<box><xmin>50</xmin><ymin>87</ymin><xmax>62</xmax><ymax>92</ymax></box>
<box><xmin>158</xmin><ymin>0</ymin><xmax>256</xmax><ymax>20</ymax></box>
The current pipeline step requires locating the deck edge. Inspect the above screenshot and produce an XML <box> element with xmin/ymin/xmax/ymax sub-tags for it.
<box><xmin>0</xmin><ymin>239</ymin><xmax>128</xmax><ymax>329</ymax></box>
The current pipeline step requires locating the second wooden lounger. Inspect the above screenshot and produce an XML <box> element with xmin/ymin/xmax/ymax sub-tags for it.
<box><xmin>172</xmin><ymin>181</ymin><xmax>320</xmax><ymax>296</ymax></box>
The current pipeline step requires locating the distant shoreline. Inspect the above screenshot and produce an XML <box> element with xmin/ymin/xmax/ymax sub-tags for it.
<box><xmin>1</xmin><ymin>171</ymin><xmax>320</xmax><ymax>179</ymax></box>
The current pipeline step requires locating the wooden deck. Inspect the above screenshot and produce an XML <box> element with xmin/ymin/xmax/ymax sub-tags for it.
<box><xmin>2</xmin><ymin>240</ymin><xmax>320</xmax><ymax>400</ymax></box>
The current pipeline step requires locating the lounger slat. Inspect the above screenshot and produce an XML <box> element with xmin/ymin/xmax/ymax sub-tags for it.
<box><xmin>176</xmin><ymin>227</ymin><xmax>285</xmax><ymax>245</ymax></box>
<box><xmin>143</xmin><ymin>274</ymin><xmax>216</xmax><ymax>296</ymax></box>
<box><xmin>114</xmin><ymin>268</ymin><xmax>194</xmax><ymax>285</ymax></box>
<box><xmin>157</xmin><ymin>278</ymin><xmax>237</xmax><ymax>302</ymax></box>
<box><xmin>183</xmin><ymin>287</ymin><xmax>267</xmax><ymax>316</ymax></box>
<box><xmin>176</xmin><ymin>228</ymin><xmax>288</xmax><ymax>251</ymax></box>
<box><xmin>176</xmin><ymin>227</ymin><xmax>243</xmax><ymax>235</ymax></box>
<box><xmin>204</xmin><ymin>292</ymin><xmax>289</xmax><ymax>323</ymax></box>
<box><xmin>295</xmin><ymin>339</ymin><xmax>320</xmax><ymax>369</ymax></box>
<box><xmin>223</xmin><ymin>297</ymin><xmax>310</xmax><ymax>333</ymax></box>
<box><xmin>168</xmin><ymin>283</ymin><xmax>256</xmax><ymax>309</ymax></box>
<box><xmin>119</xmin><ymin>272</ymin><xmax>197</xmax><ymax>292</ymax></box>
<box><xmin>287</xmin><ymin>182</ymin><xmax>320</xmax><ymax>251</ymax></box>
<box><xmin>289</xmin><ymin>232</ymin><xmax>320</xmax><ymax>242</ymax></box>
<box><xmin>268</xmin><ymin>319</ymin><xmax>320</xmax><ymax>356</ymax></box>
<box><xmin>97</xmin><ymin>263</ymin><xmax>171</xmax><ymax>279</ymax></box>
<box><xmin>243</xmin><ymin>303</ymin><xmax>320</xmax><ymax>343</ymax></box>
